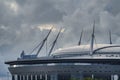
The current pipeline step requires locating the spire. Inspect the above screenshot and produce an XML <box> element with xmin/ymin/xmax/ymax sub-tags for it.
<box><xmin>36</xmin><ymin>27</ymin><xmax>53</xmax><ymax>56</ymax></box>
<box><xmin>78</xmin><ymin>29</ymin><xmax>83</xmax><ymax>45</ymax></box>
<box><xmin>48</xmin><ymin>28</ymin><xmax>62</xmax><ymax>56</ymax></box>
<box><xmin>109</xmin><ymin>30</ymin><xmax>112</xmax><ymax>44</ymax></box>
<box><xmin>90</xmin><ymin>20</ymin><xmax>95</xmax><ymax>55</ymax></box>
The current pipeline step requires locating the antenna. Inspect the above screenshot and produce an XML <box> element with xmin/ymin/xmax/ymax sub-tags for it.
<box><xmin>109</xmin><ymin>30</ymin><xmax>112</xmax><ymax>44</ymax></box>
<box><xmin>78</xmin><ymin>29</ymin><xmax>83</xmax><ymax>45</ymax></box>
<box><xmin>90</xmin><ymin>20</ymin><xmax>95</xmax><ymax>55</ymax></box>
<box><xmin>36</xmin><ymin>27</ymin><xmax>53</xmax><ymax>56</ymax></box>
<box><xmin>48</xmin><ymin>28</ymin><xmax>62</xmax><ymax>56</ymax></box>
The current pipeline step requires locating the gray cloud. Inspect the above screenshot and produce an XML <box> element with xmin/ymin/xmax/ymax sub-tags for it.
<box><xmin>17</xmin><ymin>0</ymin><xmax>65</xmax><ymax>24</ymax></box>
<box><xmin>105</xmin><ymin>0</ymin><xmax>120</xmax><ymax>16</ymax></box>
<box><xmin>0</xmin><ymin>0</ymin><xmax>120</xmax><ymax>78</ymax></box>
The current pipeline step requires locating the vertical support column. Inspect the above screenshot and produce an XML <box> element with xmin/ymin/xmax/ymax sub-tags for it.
<box><xmin>12</xmin><ymin>75</ymin><xmax>15</xmax><ymax>80</ymax></box>
<box><xmin>112</xmin><ymin>74</ymin><xmax>119</xmax><ymax>80</ymax></box>
<box><xmin>92</xmin><ymin>74</ymin><xmax>94</xmax><ymax>80</ymax></box>
<box><xmin>14</xmin><ymin>75</ymin><xmax>17</xmax><ymax>80</ymax></box>
<box><xmin>40</xmin><ymin>74</ymin><xmax>42</xmax><ymax>80</ymax></box>
<box><xmin>17</xmin><ymin>75</ymin><xmax>20</xmax><ymax>80</ymax></box>
<box><xmin>21</xmin><ymin>75</ymin><xmax>23</xmax><ymax>80</ymax></box>
<box><xmin>111</xmin><ymin>75</ymin><xmax>114</xmax><ymax>80</ymax></box>
<box><xmin>23</xmin><ymin>75</ymin><xmax>25</xmax><ymax>80</ymax></box>
<box><xmin>21</xmin><ymin>75</ymin><xmax>24</xmax><ymax>80</ymax></box>
<box><xmin>118</xmin><ymin>75</ymin><xmax>119</xmax><ymax>80</ymax></box>
<box><xmin>50</xmin><ymin>74</ymin><xmax>58</xmax><ymax>80</ymax></box>
<box><xmin>31</xmin><ymin>75</ymin><xmax>33</xmax><ymax>80</ymax></box>
<box><xmin>35</xmin><ymin>75</ymin><xmax>37</xmax><ymax>80</ymax></box>
<box><xmin>20</xmin><ymin>75</ymin><xmax>21</xmax><ymax>80</ymax></box>
<box><xmin>45</xmin><ymin>74</ymin><xmax>48</xmax><ymax>80</ymax></box>
<box><xmin>26</xmin><ymin>75</ymin><xmax>28</xmax><ymax>80</ymax></box>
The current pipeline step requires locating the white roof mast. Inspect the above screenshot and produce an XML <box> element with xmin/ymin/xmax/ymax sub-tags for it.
<box><xmin>78</xmin><ymin>29</ymin><xmax>83</xmax><ymax>46</ymax></box>
<box><xmin>90</xmin><ymin>21</ymin><xmax>95</xmax><ymax>55</ymax></box>
<box><xmin>109</xmin><ymin>30</ymin><xmax>112</xmax><ymax>44</ymax></box>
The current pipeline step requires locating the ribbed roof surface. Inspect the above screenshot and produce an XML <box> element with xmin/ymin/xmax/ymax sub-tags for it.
<box><xmin>51</xmin><ymin>44</ymin><xmax>120</xmax><ymax>56</ymax></box>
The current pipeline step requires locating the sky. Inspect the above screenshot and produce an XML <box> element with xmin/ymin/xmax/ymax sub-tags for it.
<box><xmin>0</xmin><ymin>0</ymin><xmax>120</xmax><ymax>78</ymax></box>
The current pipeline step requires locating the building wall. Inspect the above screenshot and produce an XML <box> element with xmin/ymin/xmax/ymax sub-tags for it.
<box><xmin>9</xmin><ymin>64</ymin><xmax>120</xmax><ymax>80</ymax></box>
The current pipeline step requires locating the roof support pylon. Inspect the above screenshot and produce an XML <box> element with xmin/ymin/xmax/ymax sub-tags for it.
<box><xmin>78</xmin><ymin>29</ymin><xmax>83</xmax><ymax>46</ymax></box>
<box><xmin>90</xmin><ymin>20</ymin><xmax>95</xmax><ymax>55</ymax></box>
<box><xmin>109</xmin><ymin>30</ymin><xmax>112</xmax><ymax>44</ymax></box>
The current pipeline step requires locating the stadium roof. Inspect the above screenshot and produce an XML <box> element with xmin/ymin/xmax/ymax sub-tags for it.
<box><xmin>51</xmin><ymin>44</ymin><xmax>120</xmax><ymax>56</ymax></box>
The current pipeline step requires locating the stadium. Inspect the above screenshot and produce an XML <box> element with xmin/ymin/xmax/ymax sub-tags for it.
<box><xmin>5</xmin><ymin>23</ymin><xmax>120</xmax><ymax>80</ymax></box>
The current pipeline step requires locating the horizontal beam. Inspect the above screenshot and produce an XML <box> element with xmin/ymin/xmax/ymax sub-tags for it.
<box><xmin>5</xmin><ymin>58</ymin><xmax>120</xmax><ymax>65</ymax></box>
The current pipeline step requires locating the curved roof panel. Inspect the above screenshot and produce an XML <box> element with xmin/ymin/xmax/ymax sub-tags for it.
<box><xmin>51</xmin><ymin>44</ymin><xmax>120</xmax><ymax>57</ymax></box>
